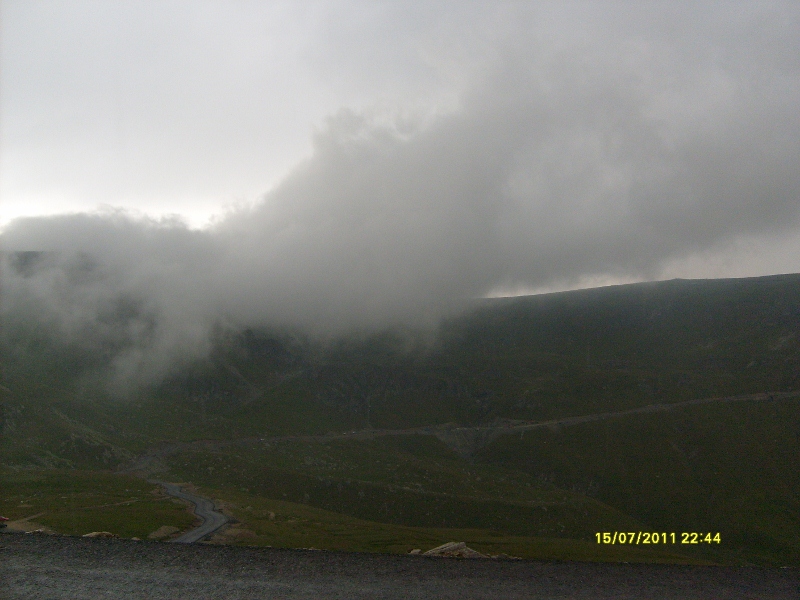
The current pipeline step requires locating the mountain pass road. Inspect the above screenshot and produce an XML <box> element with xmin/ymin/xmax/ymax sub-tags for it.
<box><xmin>152</xmin><ymin>481</ymin><xmax>229</xmax><ymax>543</ymax></box>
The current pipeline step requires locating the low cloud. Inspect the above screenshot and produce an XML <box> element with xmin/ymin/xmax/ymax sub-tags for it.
<box><xmin>3</xmin><ymin>3</ymin><xmax>799</xmax><ymax>390</ymax></box>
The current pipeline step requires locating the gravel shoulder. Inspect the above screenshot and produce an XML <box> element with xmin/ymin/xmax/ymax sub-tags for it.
<box><xmin>3</xmin><ymin>533</ymin><xmax>798</xmax><ymax>599</ymax></box>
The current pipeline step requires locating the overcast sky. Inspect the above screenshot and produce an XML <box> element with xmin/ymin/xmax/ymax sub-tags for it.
<box><xmin>2</xmin><ymin>1</ymin><xmax>477</xmax><ymax>227</ymax></box>
<box><xmin>2</xmin><ymin>1</ymin><xmax>800</xmax><ymax>388</ymax></box>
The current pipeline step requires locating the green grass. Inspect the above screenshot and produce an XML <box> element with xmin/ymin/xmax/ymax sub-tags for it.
<box><xmin>160</xmin><ymin>434</ymin><xmax>652</xmax><ymax>540</ymax></box>
<box><xmin>200</xmin><ymin>486</ymin><xmax>713</xmax><ymax>564</ymax></box>
<box><xmin>477</xmin><ymin>396</ymin><xmax>800</xmax><ymax>566</ymax></box>
<box><xmin>3</xmin><ymin>273</ymin><xmax>800</xmax><ymax>565</ymax></box>
<box><xmin>0</xmin><ymin>469</ymin><xmax>195</xmax><ymax>538</ymax></box>
<box><xmin>0</xmin><ymin>466</ymin><xmax>712</xmax><ymax>564</ymax></box>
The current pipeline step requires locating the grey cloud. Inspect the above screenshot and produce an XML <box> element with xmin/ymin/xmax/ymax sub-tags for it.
<box><xmin>1</xmin><ymin>213</ymin><xmax>220</xmax><ymax>391</ymax></box>
<box><xmin>2</xmin><ymin>2</ymin><xmax>799</xmax><ymax>389</ymax></box>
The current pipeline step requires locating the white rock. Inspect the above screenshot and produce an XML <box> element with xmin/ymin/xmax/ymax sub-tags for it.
<box><xmin>423</xmin><ymin>541</ymin><xmax>488</xmax><ymax>558</ymax></box>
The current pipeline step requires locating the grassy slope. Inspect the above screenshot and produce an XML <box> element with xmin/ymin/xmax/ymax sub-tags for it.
<box><xmin>200</xmin><ymin>487</ymin><xmax>711</xmax><ymax>564</ymax></box>
<box><xmin>2</xmin><ymin>274</ymin><xmax>799</xmax><ymax>564</ymax></box>
<box><xmin>109</xmin><ymin>275</ymin><xmax>800</xmax><ymax>440</ymax></box>
<box><xmin>0</xmin><ymin>470</ymin><xmax>195</xmax><ymax>538</ymax></box>
<box><xmin>477</xmin><ymin>396</ymin><xmax>800</xmax><ymax>566</ymax></box>
<box><xmin>162</xmin><ymin>435</ymin><xmax>645</xmax><ymax>537</ymax></box>
<box><xmin>0</xmin><ymin>385</ymin><xmax>135</xmax><ymax>469</ymax></box>
<box><xmin>0</xmin><ymin>467</ymin><xmax>707</xmax><ymax>564</ymax></box>
<box><xmin>429</xmin><ymin>275</ymin><xmax>800</xmax><ymax>422</ymax></box>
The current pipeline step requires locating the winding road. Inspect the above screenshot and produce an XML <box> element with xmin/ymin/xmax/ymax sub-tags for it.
<box><xmin>151</xmin><ymin>481</ymin><xmax>229</xmax><ymax>543</ymax></box>
<box><xmin>121</xmin><ymin>390</ymin><xmax>800</xmax><ymax>470</ymax></box>
<box><xmin>121</xmin><ymin>391</ymin><xmax>799</xmax><ymax>543</ymax></box>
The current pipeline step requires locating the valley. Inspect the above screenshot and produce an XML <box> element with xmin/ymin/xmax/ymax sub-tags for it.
<box><xmin>2</xmin><ymin>274</ymin><xmax>800</xmax><ymax>566</ymax></box>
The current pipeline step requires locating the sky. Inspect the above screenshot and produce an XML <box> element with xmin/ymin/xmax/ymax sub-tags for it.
<box><xmin>2</xmin><ymin>1</ymin><xmax>800</xmax><ymax>389</ymax></box>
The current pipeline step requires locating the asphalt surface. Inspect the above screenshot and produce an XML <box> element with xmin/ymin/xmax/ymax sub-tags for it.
<box><xmin>152</xmin><ymin>481</ymin><xmax>230</xmax><ymax>543</ymax></box>
<box><xmin>3</xmin><ymin>534</ymin><xmax>799</xmax><ymax>599</ymax></box>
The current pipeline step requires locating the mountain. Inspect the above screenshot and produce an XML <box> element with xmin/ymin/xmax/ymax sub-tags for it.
<box><xmin>2</xmin><ymin>274</ymin><xmax>799</xmax><ymax>565</ymax></box>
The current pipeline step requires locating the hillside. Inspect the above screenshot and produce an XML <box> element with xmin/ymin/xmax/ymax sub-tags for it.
<box><xmin>2</xmin><ymin>274</ymin><xmax>799</xmax><ymax>565</ymax></box>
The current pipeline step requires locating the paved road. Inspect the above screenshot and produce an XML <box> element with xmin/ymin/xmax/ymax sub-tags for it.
<box><xmin>152</xmin><ymin>482</ymin><xmax>229</xmax><ymax>543</ymax></box>
<box><xmin>4</xmin><ymin>535</ymin><xmax>799</xmax><ymax>600</ymax></box>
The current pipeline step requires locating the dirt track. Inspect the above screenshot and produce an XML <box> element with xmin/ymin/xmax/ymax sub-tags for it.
<box><xmin>118</xmin><ymin>390</ymin><xmax>800</xmax><ymax>471</ymax></box>
<box><xmin>3</xmin><ymin>534</ymin><xmax>798</xmax><ymax>600</ymax></box>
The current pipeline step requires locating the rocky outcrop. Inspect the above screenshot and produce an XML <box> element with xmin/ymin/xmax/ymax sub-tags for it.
<box><xmin>422</xmin><ymin>541</ymin><xmax>488</xmax><ymax>558</ymax></box>
<box><xmin>420</xmin><ymin>541</ymin><xmax>522</xmax><ymax>559</ymax></box>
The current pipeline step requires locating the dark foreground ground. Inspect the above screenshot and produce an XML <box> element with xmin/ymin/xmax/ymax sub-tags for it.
<box><xmin>3</xmin><ymin>533</ymin><xmax>799</xmax><ymax>600</ymax></box>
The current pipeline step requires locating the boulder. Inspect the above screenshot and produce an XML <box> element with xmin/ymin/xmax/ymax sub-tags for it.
<box><xmin>82</xmin><ymin>531</ymin><xmax>118</xmax><ymax>538</ymax></box>
<box><xmin>422</xmin><ymin>541</ymin><xmax>488</xmax><ymax>558</ymax></box>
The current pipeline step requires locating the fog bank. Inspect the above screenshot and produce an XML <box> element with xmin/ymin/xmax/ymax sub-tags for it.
<box><xmin>3</xmin><ymin>2</ymin><xmax>799</xmax><ymax>389</ymax></box>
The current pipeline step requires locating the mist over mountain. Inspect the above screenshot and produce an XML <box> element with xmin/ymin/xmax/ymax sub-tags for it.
<box><xmin>2</xmin><ymin>2</ymin><xmax>800</xmax><ymax>391</ymax></box>
<box><xmin>5</xmin><ymin>2</ymin><xmax>800</xmax><ymax>574</ymax></box>
<box><xmin>3</xmin><ymin>273</ymin><xmax>800</xmax><ymax>565</ymax></box>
